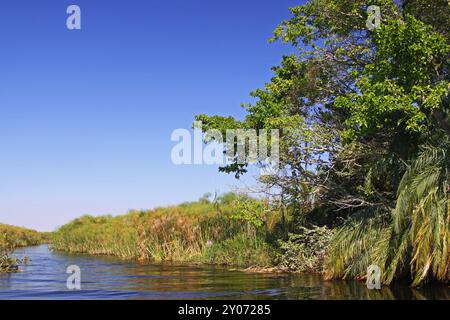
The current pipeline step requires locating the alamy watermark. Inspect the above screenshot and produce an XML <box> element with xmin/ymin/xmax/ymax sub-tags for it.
<box><xmin>66</xmin><ymin>265</ymin><xmax>81</xmax><ymax>290</ymax></box>
<box><xmin>366</xmin><ymin>5</ymin><xmax>381</xmax><ymax>31</ymax></box>
<box><xmin>171</xmin><ymin>122</ymin><xmax>280</xmax><ymax>175</ymax></box>
<box><xmin>66</xmin><ymin>5</ymin><xmax>81</xmax><ymax>30</ymax></box>
<box><xmin>366</xmin><ymin>265</ymin><xmax>381</xmax><ymax>290</ymax></box>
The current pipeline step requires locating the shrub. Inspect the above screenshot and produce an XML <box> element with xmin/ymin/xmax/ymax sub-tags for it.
<box><xmin>276</xmin><ymin>226</ymin><xmax>333</xmax><ymax>273</ymax></box>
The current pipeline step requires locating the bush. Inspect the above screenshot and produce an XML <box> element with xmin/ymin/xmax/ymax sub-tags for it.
<box><xmin>276</xmin><ymin>226</ymin><xmax>333</xmax><ymax>273</ymax></box>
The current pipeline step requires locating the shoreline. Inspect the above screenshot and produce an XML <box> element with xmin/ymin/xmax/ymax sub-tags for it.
<box><xmin>9</xmin><ymin>245</ymin><xmax>450</xmax><ymax>292</ymax></box>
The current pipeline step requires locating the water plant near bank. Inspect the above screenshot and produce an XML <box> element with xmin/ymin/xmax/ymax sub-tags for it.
<box><xmin>52</xmin><ymin>193</ymin><xmax>281</xmax><ymax>267</ymax></box>
<box><xmin>0</xmin><ymin>224</ymin><xmax>47</xmax><ymax>272</ymax></box>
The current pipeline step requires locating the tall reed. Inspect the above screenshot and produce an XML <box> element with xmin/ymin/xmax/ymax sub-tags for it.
<box><xmin>0</xmin><ymin>224</ymin><xmax>48</xmax><ymax>272</ymax></box>
<box><xmin>52</xmin><ymin>194</ymin><xmax>278</xmax><ymax>267</ymax></box>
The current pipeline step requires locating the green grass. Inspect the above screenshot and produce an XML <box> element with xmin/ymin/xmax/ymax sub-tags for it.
<box><xmin>51</xmin><ymin>194</ymin><xmax>279</xmax><ymax>268</ymax></box>
<box><xmin>0</xmin><ymin>224</ymin><xmax>48</xmax><ymax>272</ymax></box>
<box><xmin>203</xmin><ymin>234</ymin><xmax>273</xmax><ymax>267</ymax></box>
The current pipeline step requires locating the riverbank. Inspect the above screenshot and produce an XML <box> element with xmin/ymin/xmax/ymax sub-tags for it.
<box><xmin>51</xmin><ymin>193</ymin><xmax>280</xmax><ymax>268</ymax></box>
<box><xmin>51</xmin><ymin>193</ymin><xmax>335</xmax><ymax>277</ymax></box>
<box><xmin>2</xmin><ymin>245</ymin><xmax>449</xmax><ymax>300</ymax></box>
<box><xmin>0</xmin><ymin>224</ymin><xmax>49</xmax><ymax>272</ymax></box>
<box><xmin>48</xmin><ymin>193</ymin><xmax>450</xmax><ymax>288</ymax></box>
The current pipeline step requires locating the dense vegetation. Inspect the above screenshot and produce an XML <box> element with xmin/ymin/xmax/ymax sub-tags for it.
<box><xmin>52</xmin><ymin>193</ymin><xmax>333</xmax><ymax>273</ymax></box>
<box><xmin>51</xmin><ymin>0</ymin><xmax>448</xmax><ymax>287</ymax></box>
<box><xmin>0</xmin><ymin>224</ymin><xmax>48</xmax><ymax>272</ymax></box>
<box><xmin>52</xmin><ymin>193</ymin><xmax>280</xmax><ymax>267</ymax></box>
<box><xmin>195</xmin><ymin>0</ymin><xmax>449</xmax><ymax>286</ymax></box>
<box><xmin>4</xmin><ymin>200</ymin><xmax>332</xmax><ymax>274</ymax></box>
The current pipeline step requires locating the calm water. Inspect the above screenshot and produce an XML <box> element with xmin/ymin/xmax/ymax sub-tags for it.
<box><xmin>0</xmin><ymin>245</ymin><xmax>448</xmax><ymax>300</ymax></box>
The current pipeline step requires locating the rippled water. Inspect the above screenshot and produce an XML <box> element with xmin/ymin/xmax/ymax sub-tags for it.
<box><xmin>0</xmin><ymin>245</ymin><xmax>448</xmax><ymax>300</ymax></box>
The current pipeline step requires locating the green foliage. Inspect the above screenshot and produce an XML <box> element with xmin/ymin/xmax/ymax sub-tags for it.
<box><xmin>403</xmin><ymin>0</ymin><xmax>450</xmax><ymax>40</ymax></box>
<box><xmin>231</xmin><ymin>196</ymin><xmax>269</xmax><ymax>228</ymax></box>
<box><xmin>336</xmin><ymin>15</ymin><xmax>450</xmax><ymax>141</ymax></box>
<box><xmin>385</xmin><ymin>138</ymin><xmax>449</xmax><ymax>286</ymax></box>
<box><xmin>326</xmin><ymin>136</ymin><xmax>449</xmax><ymax>285</ymax></box>
<box><xmin>0</xmin><ymin>224</ymin><xmax>47</xmax><ymax>273</ymax></box>
<box><xmin>325</xmin><ymin>209</ymin><xmax>391</xmax><ymax>280</ymax></box>
<box><xmin>203</xmin><ymin>234</ymin><xmax>273</xmax><ymax>267</ymax></box>
<box><xmin>277</xmin><ymin>226</ymin><xmax>333</xmax><ymax>273</ymax></box>
<box><xmin>271</xmin><ymin>0</ymin><xmax>399</xmax><ymax>46</ymax></box>
<box><xmin>192</xmin><ymin>0</ymin><xmax>450</xmax><ymax>286</ymax></box>
<box><xmin>52</xmin><ymin>193</ymin><xmax>277</xmax><ymax>267</ymax></box>
<box><xmin>0</xmin><ymin>224</ymin><xmax>47</xmax><ymax>253</ymax></box>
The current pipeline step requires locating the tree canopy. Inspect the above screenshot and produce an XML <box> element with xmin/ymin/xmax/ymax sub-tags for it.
<box><xmin>195</xmin><ymin>0</ymin><xmax>449</xmax><ymax>286</ymax></box>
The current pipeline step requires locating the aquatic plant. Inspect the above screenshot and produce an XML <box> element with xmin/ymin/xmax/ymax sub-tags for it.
<box><xmin>51</xmin><ymin>193</ymin><xmax>279</xmax><ymax>267</ymax></box>
<box><xmin>0</xmin><ymin>224</ymin><xmax>47</xmax><ymax>272</ymax></box>
<box><xmin>203</xmin><ymin>234</ymin><xmax>273</xmax><ymax>267</ymax></box>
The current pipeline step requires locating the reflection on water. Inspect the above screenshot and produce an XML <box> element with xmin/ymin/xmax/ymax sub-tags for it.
<box><xmin>0</xmin><ymin>245</ymin><xmax>448</xmax><ymax>300</ymax></box>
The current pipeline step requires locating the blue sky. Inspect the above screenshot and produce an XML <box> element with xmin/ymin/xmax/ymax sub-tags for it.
<box><xmin>0</xmin><ymin>0</ymin><xmax>297</xmax><ymax>231</ymax></box>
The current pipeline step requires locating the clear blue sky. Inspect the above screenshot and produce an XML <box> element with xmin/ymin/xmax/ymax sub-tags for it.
<box><xmin>0</xmin><ymin>0</ymin><xmax>298</xmax><ymax>231</ymax></box>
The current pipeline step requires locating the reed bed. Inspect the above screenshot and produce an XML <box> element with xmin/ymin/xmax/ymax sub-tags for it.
<box><xmin>0</xmin><ymin>224</ymin><xmax>48</xmax><ymax>272</ymax></box>
<box><xmin>52</xmin><ymin>196</ymin><xmax>278</xmax><ymax>267</ymax></box>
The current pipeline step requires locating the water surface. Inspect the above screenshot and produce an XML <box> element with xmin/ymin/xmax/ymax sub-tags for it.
<box><xmin>0</xmin><ymin>245</ymin><xmax>448</xmax><ymax>300</ymax></box>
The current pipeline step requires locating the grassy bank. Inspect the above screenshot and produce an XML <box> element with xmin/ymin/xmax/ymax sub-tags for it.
<box><xmin>0</xmin><ymin>224</ymin><xmax>48</xmax><ymax>272</ymax></box>
<box><xmin>52</xmin><ymin>193</ymin><xmax>284</xmax><ymax>268</ymax></box>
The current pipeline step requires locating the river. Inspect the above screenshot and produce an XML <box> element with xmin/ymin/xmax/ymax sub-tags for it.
<box><xmin>0</xmin><ymin>245</ymin><xmax>448</xmax><ymax>300</ymax></box>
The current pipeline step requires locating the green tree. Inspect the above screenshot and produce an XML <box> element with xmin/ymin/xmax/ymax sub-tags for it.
<box><xmin>194</xmin><ymin>0</ymin><xmax>449</xmax><ymax>285</ymax></box>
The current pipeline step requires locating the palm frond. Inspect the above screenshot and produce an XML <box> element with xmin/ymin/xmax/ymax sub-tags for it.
<box><xmin>326</xmin><ymin>134</ymin><xmax>449</xmax><ymax>286</ymax></box>
<box><xmin>386</xmin><ymin>140</ymin><xmax>449</xmax><ymax>285</ymax></box>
